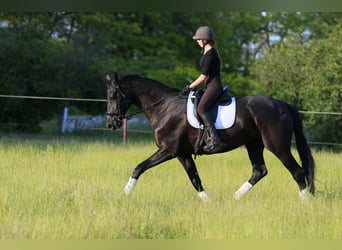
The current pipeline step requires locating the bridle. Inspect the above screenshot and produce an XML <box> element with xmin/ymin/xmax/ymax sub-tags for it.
<box><xmin>106</xmin><ymin>84</ymin><xmax>127</xmax><ymax>121</ymax></box>
<box><xmin>106</xmin><ymin>84</ymin><xmax>180</xmax><ymax>120</ymax></box>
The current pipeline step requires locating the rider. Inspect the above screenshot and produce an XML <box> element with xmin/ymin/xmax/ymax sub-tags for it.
<box><xmin>187</xmin><ymin>25</ymin><xmax>224</xmax><ymax>151</ymax></box>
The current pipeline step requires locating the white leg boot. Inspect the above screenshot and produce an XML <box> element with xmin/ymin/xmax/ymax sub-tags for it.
<box><xmin>234</xmin><ymin>181</ymin><xmax>253</xmax><ymax>200</ymax></box>
<box><xmin>124</xmin><ymin>177</ymin><xmax>137</xmax><ymax>196</ymax></box>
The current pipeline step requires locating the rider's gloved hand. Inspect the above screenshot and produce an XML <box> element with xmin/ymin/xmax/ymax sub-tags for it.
<box><xmin>179</xmin><ymin>84</ymin><xmax>193</xmax><ymax>98</ymax></box>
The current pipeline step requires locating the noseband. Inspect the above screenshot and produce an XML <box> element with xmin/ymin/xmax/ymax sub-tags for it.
<box><xmin>106</xmin><ymin>85</ymin><xmax>127</xmax><ymax>120</ymax></box>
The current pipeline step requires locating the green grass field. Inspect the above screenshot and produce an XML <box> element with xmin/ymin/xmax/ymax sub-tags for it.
<box><xmin>0</xmin><ymin>133</ymin><xmax>341</xmax><ymax>239</ymax></box>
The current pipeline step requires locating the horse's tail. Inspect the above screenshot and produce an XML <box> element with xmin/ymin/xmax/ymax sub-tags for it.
<box><xmin>286</xmin><ymin>103</ymin><xmax>316</xmax><ymax>194</ymax></box>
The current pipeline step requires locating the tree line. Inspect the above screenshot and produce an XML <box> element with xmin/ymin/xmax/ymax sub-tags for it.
<box><xmin>0</xmin><ymin>12</ymin><xmax>341</xmax><ymax>146</ymax></box>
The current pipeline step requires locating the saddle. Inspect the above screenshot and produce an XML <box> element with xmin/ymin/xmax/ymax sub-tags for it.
<box><xmin>186</xmin><ymin>87</ymin><xmax>236</xmax><ymax>129</ymax></box>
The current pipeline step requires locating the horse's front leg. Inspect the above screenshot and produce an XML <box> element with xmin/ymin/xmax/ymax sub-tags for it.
<box><xmin>177</xmin><ymin>155</ymin><xmax>210</xmax><ymax>202</ymax></box>
<box><xmin>124</xmin><ymin>147</ymin><xmax>174</xmax><ymax>196</ymax></box>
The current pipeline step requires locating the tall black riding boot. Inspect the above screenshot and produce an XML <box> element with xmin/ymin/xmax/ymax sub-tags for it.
<box><xmin>199</xmin><ymin>113</ymin><xmax>224</xmax><ymax>151</ymax></box>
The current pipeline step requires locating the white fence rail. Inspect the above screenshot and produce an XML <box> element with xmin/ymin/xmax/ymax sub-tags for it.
<box><xmin>1</xmin><ymin>94</ymin><xmax>341</xmax><ymax>146</ymax></box>
<box><xmin>0</xmin><ymin>94</ymin><xmax>106</xmax><ymax>102</ymax></box>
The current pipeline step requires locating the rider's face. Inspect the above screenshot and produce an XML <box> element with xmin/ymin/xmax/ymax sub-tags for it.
<box><xmin>196</xmin><ymin>39</ymin><xmax>205</xmax><ymax>48</ymax></box>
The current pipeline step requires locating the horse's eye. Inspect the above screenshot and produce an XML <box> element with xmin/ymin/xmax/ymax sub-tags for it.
<box><xmin>109</xmin><ymin>91</ymin><xmax>116</xmax><ymax>100</ymax></box>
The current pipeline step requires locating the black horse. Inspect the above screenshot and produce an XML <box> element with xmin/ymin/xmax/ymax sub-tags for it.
<box><xmin>106</xmin><ymin>73</ymin><xmax>315</xmax><ymax>201</ymax></box>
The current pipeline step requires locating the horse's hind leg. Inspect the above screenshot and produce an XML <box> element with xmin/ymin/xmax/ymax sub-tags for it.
<box><xmin>264</xmin><ymin>132</ymin><xmax>307</xmax><ymax>198</ymax></box>
<box><xmin>234</xmin><ymin>142</ymin><xmax>268</xmax><ymax>200</ymax></box>
<box><xmin>276</xmin><ymin>151</ymin><xmax>307</xmax><ymax>196</ymax></box>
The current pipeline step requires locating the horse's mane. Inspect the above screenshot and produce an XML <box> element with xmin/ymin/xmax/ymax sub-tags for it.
<box><xmin>119</xmin><ymin>74</ymin><xmax>179</xmax><ymax>93</ymax></box>
<box><xmin>119</xmin><ymin>74</ymin><xmax>144</xmax><ymax>82</ymax></box>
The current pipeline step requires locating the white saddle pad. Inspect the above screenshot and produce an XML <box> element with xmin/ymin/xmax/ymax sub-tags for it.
<box><xmin>186</xmin><ymin>90</ymin><xmax>236</xmax><ymax>129</ymax></box>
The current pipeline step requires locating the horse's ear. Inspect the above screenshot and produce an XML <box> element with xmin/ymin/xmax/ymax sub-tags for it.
<box><xmin>114</xmin><ymin>72</ymin><xmax>119</xmax><ymax>82</ymax></box>
<box><xmin>106</xmin><ymin>74</ymin><xmax>111</xmax><ymax>82</ymax></box>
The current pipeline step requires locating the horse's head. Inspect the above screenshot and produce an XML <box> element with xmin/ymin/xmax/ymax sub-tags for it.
<box><xmin>106</xmin><ymin>73</ymin><xmax>130</xmax><ymax>130</ymax></box>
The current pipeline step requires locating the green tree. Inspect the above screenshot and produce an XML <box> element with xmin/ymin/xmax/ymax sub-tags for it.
<box><xmin>251</xmin><ymin>22</ymin><xmax>342</xmax><ymax>145</ymax></box>
<box><xmin>3</xmin><ymin>12</ymin><xmax>340</xmax><ymax>136</ymax></box>
<box><xmin>0</xmin><ymin>13</ymin><xmax>109</xmax><ymax>131</ymax></box>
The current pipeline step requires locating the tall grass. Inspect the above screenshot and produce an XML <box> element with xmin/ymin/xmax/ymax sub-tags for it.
<box><xmin>0</xmin><ymin>137</ymin><xmax>341</xmax><ymax>239</ymax></box>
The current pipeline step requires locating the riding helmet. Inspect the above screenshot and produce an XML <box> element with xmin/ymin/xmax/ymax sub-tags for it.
<box><xmin>192</xmin><ymin>26</ymin><xmax>215</xmax><ymax>41</ymax></box>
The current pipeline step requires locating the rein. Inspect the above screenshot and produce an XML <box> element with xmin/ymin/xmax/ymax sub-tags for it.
<box><xmin>106</xmin><ymin>87</ymin><xmax>181</xmax><ymax>119</ymax></box>
<box><xmin>128</xmin><ymin>92</ymin><xmax>180</xmax><ymax>118</ymax></box>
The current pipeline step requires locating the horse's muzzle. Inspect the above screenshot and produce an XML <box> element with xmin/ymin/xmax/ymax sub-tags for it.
<box><xmin>106</xmin><ymin>118</ymin><xmax>115</xmax><ymax>130</ymax></box>
<box><xmin>106</xmin><ymin>114</ymin><xmax>123</xmax><ymax>130</ymax></box>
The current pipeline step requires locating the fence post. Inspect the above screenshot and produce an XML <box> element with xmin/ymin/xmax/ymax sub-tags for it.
<box><xmin>123</xmin><ymin>117</ymin><xmax>127</xmax><ymax>143</ymax></box>
<box><xmin>61</xmin><ymin>107</ymin><xmax>68</xmax><ymax>133</ymax></box>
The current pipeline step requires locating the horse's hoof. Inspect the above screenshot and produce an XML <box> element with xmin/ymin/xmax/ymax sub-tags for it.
<box><xmin>198</xmin><ymin>191</ymin><xmax>211</xmax><ymax>202</ymax></box>
<box><xmin>299</xmin><ymin>188</ymin><xmax>310</xmax><ymax>201</ymax></box>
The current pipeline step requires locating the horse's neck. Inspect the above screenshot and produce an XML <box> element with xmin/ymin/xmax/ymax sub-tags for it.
<box><xmin>125</xmin><ymin>80</ymin><xmax>178</xmax><ymax>121</ymax></box>
<box><xmin>128</xmin><ymin>80</ymin><xmax>176</xmax><ymax>108</ymax></box>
